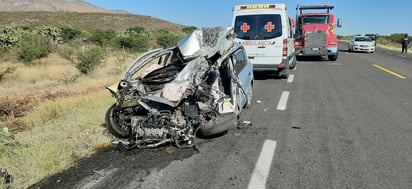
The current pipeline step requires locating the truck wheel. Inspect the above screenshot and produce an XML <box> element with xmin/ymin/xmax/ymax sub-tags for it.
<box><xmin>328</xmin><ymin>53</ymin><xmax>338</xmax><ymax>61</ymax></box>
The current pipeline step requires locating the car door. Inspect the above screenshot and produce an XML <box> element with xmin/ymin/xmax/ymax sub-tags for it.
<box><xmin>232</xmin><ymin>49</ymin><xmax>253</xmax><ymax>108</ymax></box>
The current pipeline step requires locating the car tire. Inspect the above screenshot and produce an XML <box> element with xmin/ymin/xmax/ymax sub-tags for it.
<box><xmin>328</xmin><ymin>52</ymin><xmax>338</xmax><ymax>61</ymax></box>
<box><xmin>105</xmin><ymin>104</ymin><xmax>130</xmax><ymax>138</ymax></box>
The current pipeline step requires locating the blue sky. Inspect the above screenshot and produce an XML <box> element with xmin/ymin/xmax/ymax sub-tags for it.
<box><xmin>83</xmin><ymin>0</ymin><xmax>411</xmax><ymax>36</ymax></box>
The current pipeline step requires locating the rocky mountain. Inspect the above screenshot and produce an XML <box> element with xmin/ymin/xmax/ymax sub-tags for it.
<box><xmin>0</xmin><ymin>0</ymin><xmax>128</xmax><ymax>14</ymax></box>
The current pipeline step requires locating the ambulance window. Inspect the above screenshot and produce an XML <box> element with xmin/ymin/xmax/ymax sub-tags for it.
<box><xmin>234</xmin><ymin>14</ymin><xmax>282</xmax><ymax>40</ymax></box>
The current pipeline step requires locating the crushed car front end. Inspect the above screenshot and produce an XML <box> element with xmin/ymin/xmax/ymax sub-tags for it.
<box><xmin>105</xmin><ymin>27</ymin><xmax>251</xmax><ymax>149</ymax></box>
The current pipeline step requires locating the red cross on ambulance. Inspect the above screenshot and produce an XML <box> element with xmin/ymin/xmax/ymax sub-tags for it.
<box><xmin>240</xmin><ymin>23</ymin><xmax>250</xmax><ymax>33</ymax></box>
<box><xmin>264</xmin><ymin>22</ymin><xmax>275</xmax><ymax>32</ymax></box>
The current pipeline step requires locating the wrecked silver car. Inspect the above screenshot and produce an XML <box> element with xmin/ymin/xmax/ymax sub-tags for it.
<box><xmin>105</xmin><ymin>27</ymin><xmax>253</xmax><ymax>149</ymax></box>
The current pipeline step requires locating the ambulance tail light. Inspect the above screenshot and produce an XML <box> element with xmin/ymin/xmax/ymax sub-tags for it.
<box><xmin>282</xmin><ymin>39</ymin><xmax>288</xmax><ymax>57</ymax></box>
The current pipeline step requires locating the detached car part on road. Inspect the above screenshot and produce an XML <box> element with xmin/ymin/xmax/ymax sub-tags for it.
<box><xmin>105</xmin><ymin>27</ymin><xmax>254</xmax><ymax>149</ymax></box>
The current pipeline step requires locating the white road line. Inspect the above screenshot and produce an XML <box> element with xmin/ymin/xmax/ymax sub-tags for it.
<box><xmin>287</xmin><ymin>74</ymin><xmax>295</xmax><ymax>83</ymax></box>
<box><xmin>248</xmin><ymin>140</ymin><xmax>277</xmax><ymax>189</ymax></box>
<box><xmin>398</xmin><ymin>55</ymin><xmax>407</xmax><ymax>58</ymax></box>
<box><xmin>385</xmin><ymin>52</ymin><xmax>393</xmax><ymax>55</ymax></box>
<box><xmin>276</xmin><ymin>91</ymin><xmax>289</xmax><ymax>110</ymax></box>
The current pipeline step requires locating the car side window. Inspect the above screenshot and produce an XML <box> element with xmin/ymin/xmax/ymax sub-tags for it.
<box><xmin>233</xmin><ymin>49</ymin><xmax>246</xmax><ymax>73</ymax></box>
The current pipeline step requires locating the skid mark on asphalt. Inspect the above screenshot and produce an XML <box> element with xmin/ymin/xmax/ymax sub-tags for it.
<box><xmin>373</xmin><ymin>64</ymin><xmax>407</xmax><ymax>79</ymax></box>
<box><xmin>276</xmin><ymin>91</ymin><xmax>290</xmax><ymax>110</ymax></box>
<box><xmin>248</xmin><ymin>140</ymin><xmax>277</xmax><ymax>189</ymax></box>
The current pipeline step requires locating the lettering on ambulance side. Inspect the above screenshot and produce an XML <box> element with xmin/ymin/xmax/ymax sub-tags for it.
<box><xmin>242</xmin><ymin>41</ymin><xmax>275</xmax><ymax>46</ymax></box>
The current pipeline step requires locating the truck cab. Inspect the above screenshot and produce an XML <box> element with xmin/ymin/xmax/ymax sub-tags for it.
<box><xmin>294</xmin><ymin>5</ymin><xmax>341</xmax><ymax>61</ymax></box>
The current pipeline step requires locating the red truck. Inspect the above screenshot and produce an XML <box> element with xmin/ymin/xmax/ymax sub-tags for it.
<box><xmin>294</xmin><ymin>5</ymin><xmax>342</xmax><ymax>61</ymax></box>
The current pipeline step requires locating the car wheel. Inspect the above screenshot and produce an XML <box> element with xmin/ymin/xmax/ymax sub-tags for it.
<box><xmin>105</xmin><ymin>104</ymin><xmax>130</xmax><ymax>138</ymax></box>
<box><xmin>328</xmin><ymin>52</ymin><xmax>338</xmax><ymax>61</ymax></box>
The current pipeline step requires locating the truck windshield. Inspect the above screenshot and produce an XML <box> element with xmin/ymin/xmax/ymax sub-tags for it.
<box><xmin>301</xmin><ymin>15</ymin><xmax>329</xmax><ymax>24</ymax></box>
<box><xmin>234</xmin><ymin>14</ymin><xmax>282</xmax><ymax>40</ymax></box>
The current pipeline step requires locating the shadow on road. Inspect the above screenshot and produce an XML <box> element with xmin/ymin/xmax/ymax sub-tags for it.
<box><xmin>28</xmin><ymin>145</ymin><xmax>198</xmax><ymax>189</ymax></box>
<box><xmin>253</xmin><ymin>71</ymin><xmax>286</xmax><ymax>80</ymax></box>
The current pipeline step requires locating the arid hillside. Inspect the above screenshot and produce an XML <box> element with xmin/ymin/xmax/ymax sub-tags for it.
<box><xmin>0</xmin><ymin>0</ymin><xmax>184</xmax><ymax>31</ymax></box>
<box><xmin>0</xmin><ymin>11</ymin><xmax>184</xmax><ymax>31</ymax></box>
<box><xmin>0</xmin><ymin>0</ymin><xmax>127</xmax><ymax>14</ymax></box>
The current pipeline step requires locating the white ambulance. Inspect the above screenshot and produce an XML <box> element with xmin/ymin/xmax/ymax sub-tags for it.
<box><xmin>232</xmin><ymin>4</ymin><xmax>296</xmax><ymax>78</ymax></box>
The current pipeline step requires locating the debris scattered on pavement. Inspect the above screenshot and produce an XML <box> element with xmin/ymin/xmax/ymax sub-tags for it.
<box><xmin>291</xmin><ymin>126</ymin><xmax>301</xmax><ymax>130</ymax></box>
<box><xmin>237</xmin><ymin>121</ymin><xmax>252</xmax><ymax>129</ymax></box>
<box><xmin>256</xmin><ymin>100</ymin><xmax>262</xmax><ymax>104</ymax></box>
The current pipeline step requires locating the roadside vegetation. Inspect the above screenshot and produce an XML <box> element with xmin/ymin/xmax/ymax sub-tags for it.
<box><xmin>0</xmin><ymin>22</ymin><xmax>196</xmax><ymax>189</ymax></box>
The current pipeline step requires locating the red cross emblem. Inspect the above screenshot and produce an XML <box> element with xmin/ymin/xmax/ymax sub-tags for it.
<box><xmin>240</xmin><ymin>23</ymin><xmax>250</xmax><ymax>33</ymax></box>
<box><xmin>264</xmin><ymin>22</ymin><xmax>275</xmax><ymax>32</ymax></box>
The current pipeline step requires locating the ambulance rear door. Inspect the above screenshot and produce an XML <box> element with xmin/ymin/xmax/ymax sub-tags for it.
<box><xmin>233</xmin><ymin>12</ymin><xmax>284</xmax><ymax>69</ymax></box>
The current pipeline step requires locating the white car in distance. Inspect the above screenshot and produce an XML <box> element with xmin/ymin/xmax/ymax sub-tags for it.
<box><xmin>348</xmin><ymin>36</ymin><xmax>375</xmax><ymax>53</ymax></box>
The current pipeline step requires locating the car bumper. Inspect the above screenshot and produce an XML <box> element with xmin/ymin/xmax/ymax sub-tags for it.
<box><xmin>295</xmin><ymin>47</ymin><xmax>338</xmax><ymax>56</ymax></box>
<box><xmin>352</xmin><ymin>47</ymin><xmax>375</xmax><ymax>52</ymax></box>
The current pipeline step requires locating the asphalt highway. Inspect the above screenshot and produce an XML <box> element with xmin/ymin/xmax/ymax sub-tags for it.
<box><xmin>30</xmin><ymin>43</ymin><xmax>412</xmax><ymax>189</ymax></box>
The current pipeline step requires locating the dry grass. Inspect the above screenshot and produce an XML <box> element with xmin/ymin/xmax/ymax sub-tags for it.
<box><xmin>0</xmin><ymin>51</ymin><xmax>138</xmax><ymax>189</ymax></box>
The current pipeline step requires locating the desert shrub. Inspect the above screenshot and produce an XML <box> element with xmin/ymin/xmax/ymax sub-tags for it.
<box><xmin>16</xmin><ymin>34</ymin><xmax>52</xmax><ymax>64</ymax></box>
<box><xmin>60</xmin><ymin>27</ymin><xmax>82</xmax><ymax>43</ymax></box>
<box><xmin>89</xmin><ymin>29</ymin><xmax>116</xmax><ymax>48</ymax></box>
<box><xmin>155</xmin><ymin>30</ymin><xmax>184</xmax><ymax>48</ymax></box>
<box><xmin>126</xmin><ymin>26</ymin><xmax>145</xmax><ymax>35</ymax></box>
<box><xmin>114</xmin><ymin>34</ymin><xmax>149</xmax><ymax>52</ymax></box>
<box><xmin>76</xmin><ymin>48</ymin><xmax>104</xmax><ymax>74</ymax></box>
